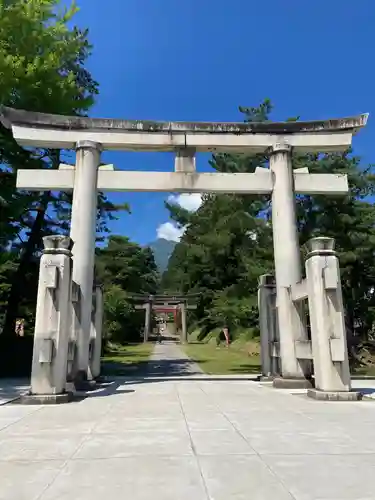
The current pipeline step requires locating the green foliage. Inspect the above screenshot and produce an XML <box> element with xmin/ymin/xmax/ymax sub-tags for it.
<box><xmin>162</xmin><ymin>101</ymin><xmax>274</xmax><ymax>336</ymax></box>
<box><xmin>163</xmin><ymin>100</ymin><xmax>375</xmax><ymax>354</ymax></box>
<box><xmin>0</xmin><ymin>0</ymin><xmax>125</xmax><ymax>335</ymax></box>
<box><xmin>0</xmin><ymin>0</ymin><xmax>97</xmax><ymax>113</ymax></box>
<box><xmin>96</xmin><ymin>236</ymin><xmax>159</xmax><ymax>343</ymax></box>
<box><xmin>295</xmin><ymin>152</ymin><xmax>375</xmax><ymax>350</ymax></box>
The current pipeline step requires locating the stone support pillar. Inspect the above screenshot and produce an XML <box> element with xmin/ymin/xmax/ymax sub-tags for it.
<box><xmin>66</xmin><ymin>280</ymin><xmax>79</xmax><ymax>387</ymax></box>
<box><xmin>180</xmin><ymin>302</ymin><xmax>187</xmax><ymax>343</ymax></box>
<box><xmin>269</xmin><ymin>142</ymin><xmax>312</xmax><ymax>387</ymax></box>
<box><xmin>23</xmin><ymin>236</ymin><xmax>73</xmax><ymax>404</ymax></box>
<box><xmin>90</xmin><ymin>285</ymin><xmax>104</xmax><ymax>379</ymax></box>
<box><xmin>258</xmin><ymin>274</ymin><xmax>279</xmax><ymax>379</ymax></box>
<box><xmin>175</xmin><ymin>147</ymin><xmax>196</xmax><ymax>172</ymax></box>
<box><xmin>144</xmin><ymin>302</ymin><xmax>151</xmax><ymax>342</ymax></box>
<box><xmin>70</xmin><ymin>140</ymin><xmax>102</xmax><ymax>383</ymax></box>
<box><xmin>305</xmin><ymin>237</ymin><xmax>359</xmax><ymax>400</ymax></box>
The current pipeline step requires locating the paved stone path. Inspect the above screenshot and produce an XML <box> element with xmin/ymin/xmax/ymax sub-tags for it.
<box><xmin>1</xmin><ymin>342</ymin><xmax>375</xmax><ymax>499</ymax></box>
<box><xmin>0</xmin><ymin>378</ymin><xmax>29</xmax><ymax>406</ymax></box>
<box><xmin>147</xmin><ymin>340</ymin><xmax>203</xmax><ymax>376</ymax></box>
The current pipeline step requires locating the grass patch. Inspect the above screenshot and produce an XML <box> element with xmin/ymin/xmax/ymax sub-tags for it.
<box><xmin>183</xmin><ymin>340</ymin><xmax>261</xmax><ymax>375</ymax></box>
<box><xmin>102</xmin><ymin>343</ymin><xmax>153</xmax><ymax>376</ymax></box>
<box><xmin>352</xmin><ymin>365</ymin><xmax>375</xmax><ymax>377</ymax></box>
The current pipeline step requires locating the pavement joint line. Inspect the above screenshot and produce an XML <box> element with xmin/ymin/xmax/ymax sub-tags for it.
<box><xmin>176</xmin><ymin>375</ymin><xmax>211</xmax><ymax>500</ymax></box>
<box><xmin>197</xmin><ymin>383</ymin><xmax>298</xmax><ymax>500</ymax></box>
<box><xmin>34</xmin><ymin>457</ymin><xmax>70</xmax><ymax>500</ymax></box>
<box><xmin>0</xmin><ymin>405</ymin><xmax>44</xmax><ymax>434</ymax></box>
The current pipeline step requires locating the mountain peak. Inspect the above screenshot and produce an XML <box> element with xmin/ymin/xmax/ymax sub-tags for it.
<box><xmin>147</xmin><ymin>238</ymin><xmax>176</xmax><ymax>272</ymax></box>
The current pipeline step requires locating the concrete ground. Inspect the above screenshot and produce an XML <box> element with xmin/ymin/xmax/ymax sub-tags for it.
<box><xmin>1</xmin><ymin>342</ymin><xmax>375</xmax><ymax>500</ymax></box>
<box><xmin>0</xmin><ymin>378</ymin><xmax>29</xmax><ymax>405</ymax></box>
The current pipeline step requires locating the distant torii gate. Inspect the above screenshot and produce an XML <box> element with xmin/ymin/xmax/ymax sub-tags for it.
<box><xmin>131</xmin><ymin>294</ymin><xmax>199</xmax><ymax>343</ymax></box>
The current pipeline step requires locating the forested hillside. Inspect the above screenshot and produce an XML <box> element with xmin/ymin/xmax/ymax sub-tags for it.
<box><xmin>162</xmin><ymin>100</ymin><xmax>375</xmax><ymax>359</ymax></box>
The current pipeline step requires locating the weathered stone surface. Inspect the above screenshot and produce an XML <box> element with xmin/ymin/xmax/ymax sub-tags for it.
<box><xmin>305</xmin><ymin>239</ymin><xmax>351</xmax><ymax>393</ymax></box>
<box><xmin>19</xmin><ymin>392</ymin><xmax>72</xmax><ymax>405</ymax></box>
<box><xmin>70</xmin><ymin>141</ymin><xmax>101</xmax><ymax>384</ymax></box>
<box><xmin>30</xmin><ymin>237</ymin><xmax>72</xmax><ymax>397</ymax></box>
<box><xmin>273</xmin><ymin>376</ymin><xmax>313</xmax><ymax>389</ymax></box>
<box><xmin>1</xmin><ymin>105</ymin><xmax>368</xmax><ymax>134</ymax></box>
<box><xmin>269</xmin><ymin>144</ymin><xmax>312</xmax><ymax>382</ymax></box>
<box><xmin>307</xmin><ymin>389</ymin><xmax>362</xmax><ymax>401</ymax></box>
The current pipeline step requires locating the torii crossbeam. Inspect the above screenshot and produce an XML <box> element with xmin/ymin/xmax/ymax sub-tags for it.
<box><xmin>16</xmin><ymin>166</ymin><xmax>349</xmax><ymax>195</ymax></box>
<box><xmin>1</xmin><ymin>106</ymin><xmax>368</xmax><ymax>387</ymax></box>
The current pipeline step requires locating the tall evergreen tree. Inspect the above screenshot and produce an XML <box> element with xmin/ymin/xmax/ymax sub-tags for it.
<box><xmin>0</xmin><ymin>0</ymin><xmax>124</xmax><ymax>334</ymax></box>
<box><xmin>162</xmin><ymin>101</ymin><xmax>274</xmax><ymax>336</ymax></box>
<box><xmin>96</xmin><ymin>236</ymin><xmax>159</xmax><ymax>343</ymax></box>
<box><xmin>163</xmin><ymin>101</ymin><xmax>375</xmax><ymax>356</ymax></box>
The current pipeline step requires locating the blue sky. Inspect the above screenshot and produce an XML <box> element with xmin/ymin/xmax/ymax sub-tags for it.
<box><xmin>70</xmin><ymin>0</ymin><xmax>375</xmax><ymax>245</ymax></box>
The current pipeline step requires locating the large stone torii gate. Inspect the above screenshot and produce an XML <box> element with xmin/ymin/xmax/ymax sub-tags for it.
<box><xmin>0</xmin><ymin>106</ymin><xmax>367</xmax><ymax>398</ymax></box>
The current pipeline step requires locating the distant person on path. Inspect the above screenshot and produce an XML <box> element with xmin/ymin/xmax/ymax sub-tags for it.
<box><xmin>223</xmin><ymin>326</ymin><xmax>230</xmax><ymax>347</ymax></box>
<box><xmin>216</xmin><ymin>325</ymin><xmax>230</xmax><ymax>347</ymax></box>
<box><xmin>156</xmin><ymin>319</ymin><xmax>163</xmax><ymax>344</ymax></box>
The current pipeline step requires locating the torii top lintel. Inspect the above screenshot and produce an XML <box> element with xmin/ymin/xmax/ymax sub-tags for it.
<box><xmin>0</xmin><ymin>106</ymin><xmax>369</xmax><ymax>153</ymax></box>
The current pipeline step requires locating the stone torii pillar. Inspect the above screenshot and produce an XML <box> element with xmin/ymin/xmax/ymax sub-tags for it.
<box><xmin>135</xmin><ymin>301</ymin><xmax>153</xmax><ymax>342</ymax></box>
<box><xmin>144</xmin><ymin>302</ymin><xmax>152</xmax><ymax>343</ymax></box>
<box><xmin>180</xmin><ymin>302</ymin><xmax>188</xmax><ymax>344</ymax></box>
<box><xmin>70</xmin><ymin>140</ymin><xmax>102</xmax><ymax>386</ymax></box>
<box><xmin>90</xmin><ymin>284</ymin><xmax>104</xmax><ymax>379</ymax></box>
<box><xmin>22</xmin><ymin>236</ymin><xmax>73</xmax><ymax>404</ymax></box>
<box><xmin>269</xmin><ymin>143</ymin><xmax>312</xmax><ymax>387</ymax></box>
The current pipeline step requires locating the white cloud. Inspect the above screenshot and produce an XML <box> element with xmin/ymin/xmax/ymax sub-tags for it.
<box><xmin>156</xmin><ymin>194</ymin><xmax>201</xmax><ymax>242</ymax></box>
<box><xmin>157</xmin><ymin>222</ymin><xmax>186</xmax><ymax>242</ymax></box>
<box><xmin>167</xmin><ymin>193</ymin><xmax>202</xmax><ymax>212</ymax></box>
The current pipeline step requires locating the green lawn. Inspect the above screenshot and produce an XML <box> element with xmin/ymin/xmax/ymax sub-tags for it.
<box><xmin>184</xmin><ymin>342</ymin><xmax>375</xmax><ymax>378</ymax></box>
<box><xmin>183</xmin><ymin>341</ymin><xmax>261</xmax><ymax>375</ymax></box>
<box><xmin>351</xmin><ymin>364</ymin><xmax>375</xmax><ymax>377</ymax></box>
<box><xmin>101</xmin><ymin>343</ymin><xmax>153</xmax><ymax>376</ymax></box>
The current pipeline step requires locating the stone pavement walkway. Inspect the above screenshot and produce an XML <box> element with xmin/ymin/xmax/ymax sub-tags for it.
<box><xmin>147</xmin><ymin>340</ymin><xmax>203</xmax><ymax>376</ymax></box>
<box><xmin>1</xmin><ymin>342</ymin><xmax>375</xmax><ymax>499</ymax></box>
<box><xmin>0</xmin><ymin>378</ymin><xmax>29</xmax><ymax>406</ymax></box>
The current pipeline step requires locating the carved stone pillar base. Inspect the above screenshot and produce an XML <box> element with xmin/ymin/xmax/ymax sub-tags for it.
<box><xmin>273</xmin><ymin>377</ymin><xmax>313</xmax><ymax>389</ymax></box>
<box><xmin>307</xmin><ymin>389</ymin><xmax>361</xmax><ymax>401</ymax></box>
<box><xmin>19</xmin><ymin>392</ymin><xmax>72</xmax><ymax>405</ymax></box>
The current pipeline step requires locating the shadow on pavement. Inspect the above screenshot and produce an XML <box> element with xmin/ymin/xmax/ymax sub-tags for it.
<box><xmin>102</xmin><ymin>357</ymin><xmax>204</xmax><ymax>378</ymax></box>
<box><xmin>73</xmin><ymin>381</ymin><xmax>135</xmax><ymax>401</ymax></box>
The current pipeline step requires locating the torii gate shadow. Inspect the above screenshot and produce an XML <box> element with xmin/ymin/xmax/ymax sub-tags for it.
<box><xmin>101</xmin><ymin>357</ymin><xmax>206</xmax><ymax>378</ymax></box>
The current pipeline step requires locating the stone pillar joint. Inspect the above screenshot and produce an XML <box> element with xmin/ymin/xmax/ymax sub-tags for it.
<box><xmin>268</xmin><ymin>141</ymin><xmax>292</xmax><ymax>155</ymax></box>
<box><xmin>258</xmin><ymin>274</ymin><xmax>276</xmax><ymax>288</ymax></box>
<box><xmin>43</xmin><ymin>235</ymin><xmax>73</xmax><ymax>256</ymax></box>
<box><xmin>305</xmin><ymin>236</ymin><xmax>336</xmax><ymax>259</ymax></box>
<box><xmin>75</xmin><ymin>140</ymin><xmax>103</xmax><ymax>152</ymax></box>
